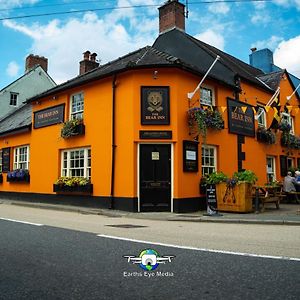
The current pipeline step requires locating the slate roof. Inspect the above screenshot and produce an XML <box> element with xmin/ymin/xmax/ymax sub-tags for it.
<box><xmin>257</xmin><ymin>70</ymin><xmax>285</xmax><ymax>91</ymax></box>
<box><xmin>0</xmin><ymin>104</ymin><xmax>31</xmax><ymax>136</ymax></box>
<box><xmin>27</xmin><ymin>46</ymin><xmax>184</xmax><ymax>103</ymax></box>
<box><xmin>153</xmin><ymin>29</ymin><xmax>272</xmax><ymax>92</ymax></box>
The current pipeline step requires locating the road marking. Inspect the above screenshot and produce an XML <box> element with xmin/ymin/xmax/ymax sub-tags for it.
<box><xmin>0</xmin><ymin>217</ymin><xmax>43</xmax><ymax>226</ymax></box>
<box><xmin>97</xmin><ymin>234</ymin><xmax>300</xmax><ymax>262</ymax></box>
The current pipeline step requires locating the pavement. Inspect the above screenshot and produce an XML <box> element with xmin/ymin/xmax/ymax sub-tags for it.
<box><xmin>1</xmin><ymin>198</ymin><xmax>300</xmax><ymax>225</ymax></box>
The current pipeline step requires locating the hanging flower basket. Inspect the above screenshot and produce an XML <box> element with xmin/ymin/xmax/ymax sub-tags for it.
<box><xmin>53</xmin><ymin>177</ymin><xmax>93</xmax><ymax>194</ymax></box>
<box><xmin>7</xmin><ymin>169</ymin><xmax>30</xmax><ymax>182</ymax></box>
<box><xmin>281</xmin><ymin>132</ymin><xmax>300</xmax><ymax>149</ymax></box>
<box><xmin>61</xmin><ymin>119</ymin><xmax>85</xmax><ymax>139</ymax></box>
<box><xmin>256</xmin><ymin>127</ymin><xmax>276</xmax><ymax>144</ymax></box>
<box><xmin>278</xmin><ymin>121</ymin><xmax>291</xmax><ymax>132</ymax></box>
<box><xmin>187</xmin><ymin>107</ymin><xmax>224</xmax><ymax>141</ymax></box>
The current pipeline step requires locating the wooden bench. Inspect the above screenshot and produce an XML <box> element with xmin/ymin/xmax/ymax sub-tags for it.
<box><xmin>253</xmin><ymin>186</ymin><xmax>282</xmax><ymax>212</ymax></box>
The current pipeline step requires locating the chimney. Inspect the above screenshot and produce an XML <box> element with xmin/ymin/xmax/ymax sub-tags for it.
<box><xmin>25</xmin><ymin>54</ymin><xmax>48</xmax><ymax>73</ymax></box>
<box><xmin>249</xmin><ymin>48</ymin><xmax>274</xmax><ymax>73</ymax></box>
<box><xmin>158</xmin><ymin>0</ymin><xmax>185</xmax><ymax>34</ymax></box>
<box><xmin>79</xmin><ymin>50</ymin><xmax>100</xmax><ymax>75</ymax></box>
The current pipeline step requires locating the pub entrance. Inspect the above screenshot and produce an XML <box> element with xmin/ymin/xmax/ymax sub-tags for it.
<box><xmin>139</xmin><ymin>144</ymin><xmax>171</xmax><ymax>212</ymax></box>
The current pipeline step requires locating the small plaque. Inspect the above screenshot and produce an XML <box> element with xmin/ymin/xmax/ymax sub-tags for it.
<box><xmin>152</xmin><ymin>152</ymin><xmax>160</xmax><ymax>160</ymax></box>
<box><xmin>139</xmin><ymin>130</ymin><xmax>172</xmax><ymax>139</ymax></box>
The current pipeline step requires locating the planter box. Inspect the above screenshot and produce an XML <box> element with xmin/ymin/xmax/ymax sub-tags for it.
<box><xmin>216</xmin><ymin>182</ymin><xmax>253</xmax><ymax>213</ymax></box>
<box><xmin>53</xmin><ymin>183</ymin><xmax>93</xmax><ymax>194</ymax></box>
<box><xmin>74</xmin><ymin>123</ymin><xmax>85</xmax><ymax>136</ymax></box>
<box><xmin>7</xmin><ymin>174</ymin><xmax>30</xmax><ymax>183</ymax></box>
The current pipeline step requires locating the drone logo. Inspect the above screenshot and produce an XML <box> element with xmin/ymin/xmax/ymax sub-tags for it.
<box><xmin>124</xmin><ymin>249</ymin><xmax>175</xmax><ymax>271</ymax></box>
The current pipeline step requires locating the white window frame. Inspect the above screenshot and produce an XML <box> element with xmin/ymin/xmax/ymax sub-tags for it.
<box><xmin>266</xmin><ymin>156</ymin><xmax>276</xmax><ymax>183</ymax></box>
<box><xmin>281</xmin><ymin>112</ymin><xmax>294</xmax><ymax>134</ymax></box>
<box><xmin>200</xmin><ymin>85</ymin><xmax>215</xmax><ymax>106</ymax></box>
<box><xmin>70</xmin><ymin>92</ymin><xmax>84</xmax><ymax>120</ymax></box>
<box><xmin>257</xmin><ymin>106</ymin><xmax>266</xmax><ymax>128</ymax></box>
<box><xmin>0</xmin><ymin>150</ymin><xmax>2</xmax><ymax>173</ymax></box>
<box><xmin>61</xmin><ymin>147</ymin><xmax>91</xmax><ymax>178</ymax></box>
<box><xmin>13</xmin><ymin>145</ymin><xmax>30</xmax><ymax>170</ymax></box>
<box><xmin>202</xmin><ymin>145</ymin><xmax>217</xmax><ymax>176</ymax></box>
<box><xmin>10</xmin><ymin>92</ymin><xmax>18</xmax><ymax>106</ymax></box>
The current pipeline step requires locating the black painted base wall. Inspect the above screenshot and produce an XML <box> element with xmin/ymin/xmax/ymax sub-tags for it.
<box><xmin>0</xmin><ymin>192</ymin><xmax>205</xmax><ymax>213</ymax></box>
<box><xmin>173</xmin><ymin>197</ymin><xmax>206</xmax><ymax>213</ymax></box>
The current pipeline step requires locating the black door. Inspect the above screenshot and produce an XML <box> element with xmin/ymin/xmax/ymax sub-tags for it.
<box><xmin>140</xmin><ymin>144</ymin><xmax>171</xmax><ymax>212</ymax></box>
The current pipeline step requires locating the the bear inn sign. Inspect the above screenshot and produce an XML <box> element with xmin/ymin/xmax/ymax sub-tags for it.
<box><xmin>141</xmin><ymin>86</ymin><xmax>170</xmax><ymax>125</ymax></box>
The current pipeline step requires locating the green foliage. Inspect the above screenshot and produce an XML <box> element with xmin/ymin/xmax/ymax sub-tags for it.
<box><xmin>233</xmin><ymin>170</ymin><xmax>258</xmax><ymax>184</ymax></box>
<box><xmin>55</xmin><ymin>176</ymin><xmax>90</xmax><ymax>187</ymax></box>
<box><xmin>61</xmin><ymin>118</ymin><xmax>82</xmax><ymax>139</ymax></box>
<box><xmin>281</xmin><ymin>132</ymin><xmax>300</xmax><ymax>149</ymax></box>
<box><xmin>206</xmin><ymin>172</ymin><xmax>228</xmax><ymax>184</ymax></box>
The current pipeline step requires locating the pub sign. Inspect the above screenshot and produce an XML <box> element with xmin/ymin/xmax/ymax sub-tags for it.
<box><xmin>141</xmin><ymin>86</ymin><xmax>170</xmax><ymax>125</ymax></box>
<box><xmin>34</xmin><ymin>104</ymin><xmax>65</xmax><ymax>129</ymax></box>
<box><xmin>227</xmin><ymin>98</ymin><xmax>255</xmax><ymax>137</ymax></box>
<box><xmin>2</xmin><ymin>147</ymin><xmax>10</xmax><ymax>173</ymax></box>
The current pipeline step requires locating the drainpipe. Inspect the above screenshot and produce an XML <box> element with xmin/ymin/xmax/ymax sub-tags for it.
<box><xmin>110</xmin><ymin>74</ymin><xmax>117</xmax><ymax>209</ymax></box>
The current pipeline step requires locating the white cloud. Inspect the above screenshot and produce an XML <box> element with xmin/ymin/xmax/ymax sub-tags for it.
<box><xmin>6</xmin><ymin>61</ymin><xmax>20</xmax><ymax>77</ymax></box>
<box><xmin>0</xmin><ymin>0</ymin><xmax>39</xmax><ymax>9</ymax></box>
<box><xmin>208</xmin><ymin>3</ymin><xmax>230</xmax><ymax>15</ymax></box>
<box><xmin>194</xmin><ymin>29</ymin><xmax>225</xmax><ymax>50</ymax></box>
<box><xmin>3</xmin><ymin>7</ymin><xmax>158</xmax><ymax>83</ymax></box>
<box><xmin>273</xmin><ymin>0</ymin><xmax>300</xmax><ymax>10</ymax></box>
<box><xmin>251</xmin><ymin>36</ymin><xmax>284</xmax><ymax>51</ymax></box>
<box><xmin>274</xmin><ymin>35</ymin><xmax>300</xmax><ymax>77</ymax></box>
<box><xmin>250</xmin><ymin>12</ymin><xmax>271</xmax><ymax>25</ymax></box>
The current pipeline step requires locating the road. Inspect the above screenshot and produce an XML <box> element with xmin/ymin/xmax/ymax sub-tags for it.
<box><xmin>0</xmin><ymin>203</ymin><xmax>299</xmax><ymax>299</ymax></box>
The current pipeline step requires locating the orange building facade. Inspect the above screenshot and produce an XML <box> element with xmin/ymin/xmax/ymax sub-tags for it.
<box><xmin>0</xmin><ymin>1</ymin><xmax>299</xmax><ymax>212</ymax></box>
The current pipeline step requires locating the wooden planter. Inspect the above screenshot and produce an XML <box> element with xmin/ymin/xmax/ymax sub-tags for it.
<box><xmin>216</xmin><ymin>182</ymin><xmax>253</xmax><ymax>213</ymax></box>
<box><xmin>53</xmin><ymin>183</ymin><xmax>93</xmax><ymax>194</ymax></box>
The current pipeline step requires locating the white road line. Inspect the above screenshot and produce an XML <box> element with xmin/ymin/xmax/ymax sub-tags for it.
<box><xmin>0</xmin><ymin>217</ymin><xmax>43</xmax><ymax>226</ymax></box>
<box><xmin>97</xmin><ymin>234</ymin><xmax>300</xmax><ymax>262</ymax></box>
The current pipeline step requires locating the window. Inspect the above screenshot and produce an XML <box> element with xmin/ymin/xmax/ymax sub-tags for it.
<box><xmin>257</xmin><ymin>107</ymin><xmax>266</xmax><ymax>128</ymax></box>
<box><xmin>200</xmin><ymin>86</ymin><xmax>214</xmax><ymax>106</ymax></box>
<box><xmin>10</xmin><ymin>93</ymin><xmax>18</xmax><ymax>106</ymax></box>
<box><xmin>266</xmin><ymin>156</ymin><xmax>276</xmax><ymax>183</ymax></box>
<box><xmin>13</xmin><ymin>145</ymin><xmax>30</xmax><ymax>170</ymax></box>
<box><xmin>70</xmin><ymin>93</ymin><xmax>84</xmax><ymax>120</ymax></box>
<box><xmin>0</xmin><ymin>150</ymin><xmax>2</xmax><ymax>173</ymax></box>
<box><xmin>61</xmin><ymin>148</ymin><xmax>91</xmax><ymax>178</ymax></box>
<box><xmin>287</xmin><ymin>157</ymin><xmax>294</xmax><ymax>170</ymax></box>
<box><xmin>202</xmin><ymin>145</ymin><xmax>216</xmax><ymax>176</ymax></box>
<box><xmin>281</xmin><ymin>112</ymin><xmax>294</xmax><ymax>134</ymax></box>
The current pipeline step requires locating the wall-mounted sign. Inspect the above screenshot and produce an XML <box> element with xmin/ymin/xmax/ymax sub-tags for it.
<box><xmin>227</xmin><ymin>98</ymin><xmax>255</xmax><ymax>137</ymax></box>
<box><xmin>2</xmin><ymin>147</ymin><xmax>10</xmax><ymax>173</ymax></box>
<box><xmin>141</xmin><ymin>86</ymin><xmax>170</xmax><ymax>125</ymax></box>
<box><xmin>139</xmin><ymin>131</ymin><xmax>172</xmax><ymax>139</ymax></box>
<box><xmin>183</xmin><ymin>140</ymin><xmax>198</xmax><ymax>172</ymax></box>
<box><xmin>34</xmin><ymin>104</ymin><xmax>65</xmax><ymax>129</ymax></box>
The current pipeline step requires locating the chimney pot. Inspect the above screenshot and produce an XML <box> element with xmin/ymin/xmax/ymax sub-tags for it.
<box><xmin>79</xmin><ymin>51</ymin><xmax>99</xmax><ymax>75</ymax></box>
<box><xmin>251</xmin><ymin>47</ymin><xmax>257</xmax><ymax>53</ymax></box>
<box><xmin>83</xmin><ymin>50</ymin><xmax>91</xmax><ymax>60</ymax></box>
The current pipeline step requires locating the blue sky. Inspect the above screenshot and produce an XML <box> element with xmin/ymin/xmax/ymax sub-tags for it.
<box><xmin>0</xmin><ymin>0</ymin><xmax>299</xmax><ymax>88</ymax></box>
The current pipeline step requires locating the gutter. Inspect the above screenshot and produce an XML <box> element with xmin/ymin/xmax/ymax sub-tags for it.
<box><xmin>110</xmin><ymin>75</ymin><xmax>117</xmax><ymax>209</ymax></box>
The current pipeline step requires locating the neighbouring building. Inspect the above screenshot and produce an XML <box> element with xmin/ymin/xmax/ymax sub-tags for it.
<box><xmin>0</xmin><ymin>54</ymin><xmax>56</xmax><ymax>120</ymax></box>
<box><xmin>0</xmin><ymin>0</ymin><xmax>299</xmax><ymax>212</ymax></box>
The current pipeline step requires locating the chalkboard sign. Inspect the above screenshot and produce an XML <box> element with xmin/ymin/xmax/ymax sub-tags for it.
<box><xmin>206</xmin><ymin>184</ymin><xmax>217</xmax><ymax>211</ymax></box>
<box><xmin>2</xmin><ymin>147</ymin><xmax>11</xmax><ymax>173</ymax></box>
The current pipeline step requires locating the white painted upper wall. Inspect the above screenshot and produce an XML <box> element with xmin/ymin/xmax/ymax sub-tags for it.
<box><xmin>0</xmin><ymin>66</ymin><xmax>56</xmax><ymax>120</ymax></box>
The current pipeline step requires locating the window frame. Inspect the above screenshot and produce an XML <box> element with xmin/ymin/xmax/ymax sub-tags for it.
<box><xmin>281</xmin><ymin>112</ymin><xmax>294</xmax><ymax>134</ymax></box>
<box><xmin>10</xmin><ymin>92</ymin><xmax>18</xmax><ymax>106</ymax></box>
<box><xmin>200</xmin><ymin>85</ymin><xmax>215</xmax><ymax>106</ymax></box>
<box><xmin>70</xmin><ymin>92</ymin><xmax>84</xmax><ymax>120</ymax></box>
<box><xmin>13</xmin><ymin>145</ymin><xmax>30</xmax><ymax>170</ymax></box>
<box><xmin>61</xmin><ymin>147</ymin><xmax>91</xmax><ymax>179</ymax></box>
<box><xmin>201</xmin><ymin>145</ymin><xmax>217</xmax><ymax>176</ymax></box>
<box><xmin>266</xmin><ymin>156</ymin><xmax>276</xmax><ymax>183</ymax></box>
<box><xmin>257</xmin><ymin>106</ymin><xmax>267</xmax><ymax>128</ymax></box>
